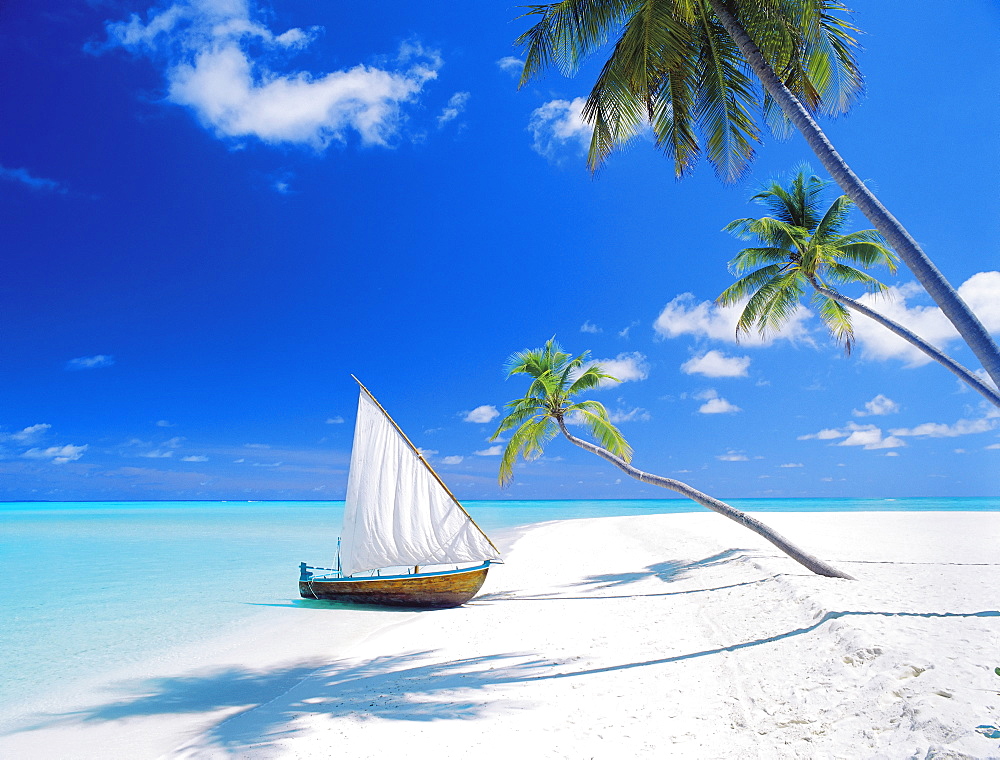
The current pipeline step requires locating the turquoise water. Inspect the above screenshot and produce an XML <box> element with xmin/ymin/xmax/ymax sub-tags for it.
<box><xmin>2</xmin><ymin>497</ymin><xmax>998</xmax><ymax>722</ymax></box>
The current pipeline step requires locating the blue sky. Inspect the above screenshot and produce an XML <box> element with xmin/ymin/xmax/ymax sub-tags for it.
<box><xmin>2</xmin><ymin>0</ymin><xmax>999</xmax><ymax>501</ymax></box>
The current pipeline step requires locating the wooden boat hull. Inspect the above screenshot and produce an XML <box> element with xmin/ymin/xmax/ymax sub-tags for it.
<box><xmin>299</xmin><ymin>562</ymin><xmax>490</xmax><ymax>609</ymax></box>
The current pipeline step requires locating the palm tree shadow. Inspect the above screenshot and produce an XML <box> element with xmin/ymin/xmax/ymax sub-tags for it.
<box><xmin>572</xmin><ymin>548</ymin><xmax>757</xmax><ymax>591</ymax></box>
<box><xmin>15</xmin><ymin>651</ymin><xmax>554</xmax><ymax>753</ymax></box>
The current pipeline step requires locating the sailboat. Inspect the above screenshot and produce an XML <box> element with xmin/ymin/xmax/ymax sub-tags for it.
<box><xmin>299</xmin><ymin>378</ymin><xmax>502</xmax><ymax>608</ymax></box>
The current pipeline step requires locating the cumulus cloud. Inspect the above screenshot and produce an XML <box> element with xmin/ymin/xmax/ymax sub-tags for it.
<box><xmin>102</xmin><ymin>1</ymin><xmax>442</xmax><ymax>149</ymax></box>
<box><xmin>22</xmin><ymin>444</ymin><xmax>88</xmax><ymax>463</ymax></box>
<box><xmin>852</xmin><ymin>272</ymin><xmax>1000</xmax><ymax>366</ymax></box>
<box><xmin>528</xmin><ymin>97</ymin><xmax>591</xmax><ymax>160</ymax></box>
<box><xmin>694</xmin><ymin>389</ymin><xmax>741</xmax><ymax>414</ymax></box>
<box><xmin>66</xmin><ymin>354</ymin><xmax>115</xmax><ymax>370</ymax></box>
<box><xmin>0</xmin><ymin>165</ymin><xmax>67</xmax><ymax>193</ymax></box>
<box><xmin>681</xmin><ymin>350</ymin><xmax>750</xmax><ymax>378</ymax></box>
<box><xmin>441</xmin><ymin>455</ymin><xmax>464</xmax><ymax>465</ymax></box>
<box><xmin>437</xmin><ymin>91</ymin><xmax>469</xmax><ymax>127</ymax></box>
<box><xmin>654</xmin><ymin>293</ymin><xmax>812</xmax><ymax>346</ymax></box>
<box><xmin>852</xmin><ymin>394</ymin><xmax>900</xmax><ymax>417</ymax></box>
<box><xmin>474</xmin><ymin>445</ymin><xmax>502</xmax><ymax>456</ymax></box>
<box><xmin>580</xmin><ymin>321</ymin><xmax>602</xmax><ymax>334</ymax></box>
<box><xmin>464</xmin><ymin>405</ymin><xmax>500</xmax><ymax>424</ymax></box>
<box><xmin>592</xmin><ymin>352</ymin><xmax>649</xmax><ymax>387</ymax></box>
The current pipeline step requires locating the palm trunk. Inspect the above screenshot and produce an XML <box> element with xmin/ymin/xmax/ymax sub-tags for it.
<box><xmin>555</xmin><ymin>418</ymin><xmax>854</xmax><ymax>579</ymax></box>
<box><xmin>707</xmin><ymin>0</ymin><xmax>1000</xmax><ymax>389</ymax></box>
<box><xmin>811</xmin><ymin>282</ymin><xmax>1000</xmax><ymax>408</ymax></box>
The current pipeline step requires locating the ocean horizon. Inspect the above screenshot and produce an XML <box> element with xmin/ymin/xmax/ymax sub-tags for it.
<box><xmin>3</xmin><ymin>496</ymin><xmax>998</xmax><ymax>728</ymax></box>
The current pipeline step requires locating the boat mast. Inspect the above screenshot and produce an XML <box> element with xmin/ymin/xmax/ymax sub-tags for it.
<box><xmin>350</xmin><ymin>375</ymin><xmax>502</xmax><ymax>557</ymax></box>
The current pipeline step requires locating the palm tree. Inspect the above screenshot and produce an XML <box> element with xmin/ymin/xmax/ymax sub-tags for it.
<box><xmin>717</xmin><ymin>168</ymin><xmax>1000</xmax><ymax>407</ymax></box>
<box><xmin>492</xmin><ymin>338</ymin><xmax>853</xmax><ymax>579</ymax></box>
<box><xmin>514</xmin><ymin>0</ymin><xmax>1000</xmax><ymax>389</ymax></box>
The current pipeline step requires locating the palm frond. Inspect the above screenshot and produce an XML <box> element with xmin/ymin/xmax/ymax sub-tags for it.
<box><xmin>812</xmin><ymin>290</ymin><xmax>855</xmax><ymax>353</ymax></box>
<box><xmin>717</xmin><ymin>264</ymin><xmax>786</xmax><ymax>308</ymax></box>
<box><xmin>569</xmin><ymin>401</ymin><xmax>633</xmax><ymax>461</ymax></box>
<box><xmin>497</xmin><ymin>414</ymin><xmax>559</xmax><ymax>485</ymax></box>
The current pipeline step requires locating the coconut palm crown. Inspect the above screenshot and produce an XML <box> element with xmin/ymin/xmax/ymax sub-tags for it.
<box><xmin>516</xmin><ymin>0</ymin><xmax>864</xmax><ymax>181</ymax></box>
<box><xmin>492</xmin><ymin>338</ymin><xmax>631</xmax><ymax>486</ymax></box>
<box><xmin>717</xmin><ymin>166</ymin><xmax>897</xmax><ymax>353</ymax></box>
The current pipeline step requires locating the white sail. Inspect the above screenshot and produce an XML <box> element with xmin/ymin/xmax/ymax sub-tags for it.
<box><xmin>339</xmin><ymin>388</ymin><xmax>500</xmax><ymax>577</ymax></box>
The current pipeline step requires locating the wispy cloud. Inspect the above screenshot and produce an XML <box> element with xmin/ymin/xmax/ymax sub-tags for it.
<box><xmin>473</xmin><ymin>445</ymin><xmax>502</xmax><ymax>457</ymax></box>
<box><xmin>181</xmin><ymin>455</ymin><xmax>208</xmax><ymax>462</ymax></box>
<box><xmin>437</xmin><ymin>91</ymin><xmax>469</xmax><ymax>127</ymax></box>
<box><xmin>580</xmin><ymin>320</ymin><xmax>602</xmax><ymax>334</ymax></box>
<box><xmin>1</xmin><ymin>423</ymin><xmax>52</xmax><ymax>444</ymax></box>
<box><xmin>66</xmin><ymin>355</ymin><xmax>115</xmax><ymax>370</ymax></box>
<box><xmin>326</xmin><ymin>416</ymin><xmax>345</xmax><ymax>424</ymax></box>
<box><xmin>441</xmin><ymin>455</ymin><xmax>464</xmax><ymax>465</ymax></box>
<box><xmin>101</xmin><ymin>1</ymin><xmax>442</xmax><ymax>149</ymax></box>
<box><xmin>681</xmin><ymin>350</ymin><xmax>750</xmax><ymax>378</ymax></box>
<box><xmin>798</xmin><ymin>422</ymin><xmax>904</xmax><ymax>450</ymax></box>
<box><xmin>496</xmin><ymin>56</ymin><xmax>523</xmax><ymax>75</ymax></box>
<box><xmin>716</xmin><ymin>450</ymin><xmax>749</xmax><ymax>462</ymax></box>
<box><xmin>22</xmin><ymin>444</ymin><xmax>88</xmax><ymax>464</ymax></box>
<box><xmin>0</xmin><ymin>165</ymin><xmax>67</xmax><ymax>193</ymax></box>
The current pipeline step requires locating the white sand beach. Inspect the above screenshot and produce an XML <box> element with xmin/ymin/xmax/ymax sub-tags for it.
<box><xmin>3</xmin><ymin>511</ymin><xmax>999</xmax><ymax>759</ymax></box>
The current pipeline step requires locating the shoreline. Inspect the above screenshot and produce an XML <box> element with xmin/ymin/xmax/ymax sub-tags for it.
<box><xmin>2</xmin><ymin>511</ymin><xmax>999</xmax><ymax>758</ymax></box>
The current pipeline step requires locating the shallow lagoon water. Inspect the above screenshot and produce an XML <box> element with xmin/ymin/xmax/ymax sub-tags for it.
<box><xmin>2</xmin><ymin>496</ymin><xmax>997</xmax><ymax>723</ymax></box>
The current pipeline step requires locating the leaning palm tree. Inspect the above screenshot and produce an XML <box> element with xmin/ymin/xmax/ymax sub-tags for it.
<box><xmin>492</xmin><ymin>338</ymin><xmax>853</xmax><ymax>579</ymax></box>
<box><xmin>717</xmin><ymin>168</ymin><xmax>1000</xmax><ymax>407</ymax></box>
<box><xmin>514</xmin><ymin>1</ymin><xmax>1000</xmax><ymax>388</ymax></box>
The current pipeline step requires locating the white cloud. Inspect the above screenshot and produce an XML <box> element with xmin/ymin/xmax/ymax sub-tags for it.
<box><xmin>141</xmin><ymin>449</ymin><xmax>175</xmax><ymax>458</ymax></box>
<box><xmin>417</xmin><ymin>448</ymin><xmax>438</xmax><ymax>456</ymax></box>
<box><xmin>22</xmin><ymin>444</ymin><xmax>88</xmax><ymax>464</ymax></box>
<box><xmin>986</xmin><ymin>443</ymin><xmax>1000</xmax><ymax>450</ymax></box>
<box><xmin>529</xmin><ymin>97</ymin><xmax>591</xmax><ymax>160</ymax></box>
<box><xmin>326</xmin><ymin>416</ymin><xmax>345</xmax><ymax>424</ymax></box>
<box><xmin>181</xmin><ymin>455</ymin><xmax>208</xmax><ymax>462</ymax></box>
<box><xmin>608</xmin><ymin>406</ymin><xmax>651</xmax><ymax>423</ymax></box>
<box><xmin>681</xmin><ymin>350</ymin><xmax>750</xmax><ymax>378</ymax></box>
<box><xmin>580</xmin><ymin>320</ymin><xmax>602</xmax><ymax>334</ymax></box>
<box><xmin>852</xmin><ymin>272</ymin><xmax>1000</xmax><ymax>366</ymax></box>
<box><xmin>66</xmin><ymin>354</ymin><xmax>115</xmax><ymax>370</ymax></box>
<box><xmin>717</xmin><ymin>450</ymin><xmax>749</xmax><ymax>461</ymax></box>
<box><xmin>798</xmin><ymin>421</ymin><xmax>905</xmax><ymax>450</ymax></box>
<box><xmin>474</xmin><ymin>445</ymin><xmax>502</xmax><ymax>456</ymax></box>
<box><xmin>852</xmin><ymin>394</ymin><xmax>900</xmax><ymax>417</ymax></box>
<box><xmin>496</xmin><ymin>56</ymin><xmax>523</xmax><ymax>74</ymax></box>
<box><xmin>654</xmin><ymin>293</ymin><xmax>811</xmax><ymax>346</ymax></box>
<box><xmin>590</xmin><ymin>352</ymin><xmax>649</xmax><ymax>387</ymax></box>
<box><xmin>437</xmin><ymin>91</ymin><xmax>469</xmax><ymax>127</ymax></box>
<box><xmin>889</xmin><ymin>417</ymin><xmax>998</xmax><ymax>438</ymax></box>
<box><xmin>1</xmin><ymin>423</ymin><xmax>52</xmax><ymax>444</ymax></box>
<box><xmin>442</xmin><ymin>455</ymin><xmax>464</xmax><ymax>465</ymax></box>
<box><xmin>464</xmin><ymin>405</ymin><xmax>500</xmax><ymax>424</ymax></box>
<box><xmin>694</xmin><ymin>389</ymin><xmax>741</xmax><ymax>414</ymax></box>
<box><xmin>103</xmin><ymin>1</ymin><xmax>442</xmax><ymax>149</ymax></box>
<box><xmin>779</xmin><ymin>463</ymin><xmax>804</xmax><ymax>468</ymax></box>
<box><xmin>0</xmin><ymin>165</ymin><xmax>67</xmax><ymax>193</ymax></box>
<box><xmin>156</xmin><ymin>419</ymin><xmax>175</xmax><ymax>427</ymax></box>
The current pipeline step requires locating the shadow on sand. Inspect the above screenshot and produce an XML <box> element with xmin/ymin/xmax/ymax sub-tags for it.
<box><xmin>12</xmin><ymin>606</ymin><xmax>999</xmax><ymax>754</ymax></box>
